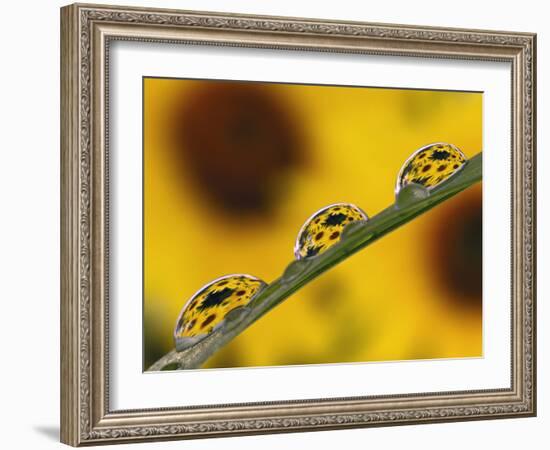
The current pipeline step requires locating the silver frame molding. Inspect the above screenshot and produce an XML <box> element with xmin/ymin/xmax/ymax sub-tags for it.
<box><xmin>60</xmin><ymin>3</ymin><xmax>536</xmax><ymax>446</ymax></box>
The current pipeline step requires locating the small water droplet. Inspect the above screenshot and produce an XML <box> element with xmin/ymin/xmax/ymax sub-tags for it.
<box><xmin>282</xmin><ymin>259</ymin><xmax>313</xmax><ymax>283</ymax></box>
<box><xmin>340</xmin><ymin>219</ymin><xmax>369</xmax><ymax>240</ymax></box>
<box><xmin>174</xmin><ymin>274</ymin><xmax>266</xmax><ymax>351</ymax></box>
<box><xmin>294</xmin><ymin>203</ymin><xmax>369</xmax><ymax>260</ymax></box>
<box><xmin>395</xmin><ymin>183</ymin><xmax>430</xmax><ymax>208</ymax></box>
<box><xmin>224</xmin><ymin>306</ymin><xmax>252</xmax><ymax>326</ymax></box>
<box><xmin>395</xmin><ymin>143</ymin><xmax>467</xmax><ymax>195</ymax></box>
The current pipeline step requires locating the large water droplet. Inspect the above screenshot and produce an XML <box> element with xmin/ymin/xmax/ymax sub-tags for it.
<box><xmin>174</xmin><ymin>274</ymin><xmax>266</xmax><ymax>351</ymax></box>
<box><xmin>294</xmin><ymin>203</ymin><xmax>368</xmax><ymax>260</ymax></box>
<box><xmin>395</xmin><ymin>143</ymin><xmax>467</xmax><ymax>195</ymax></box>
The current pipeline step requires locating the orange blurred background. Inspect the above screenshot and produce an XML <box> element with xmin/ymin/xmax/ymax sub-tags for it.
<box><xmin>143</xmin><ymin>78</ymin><xmax>482</xmax><ymax>370</ymax></box>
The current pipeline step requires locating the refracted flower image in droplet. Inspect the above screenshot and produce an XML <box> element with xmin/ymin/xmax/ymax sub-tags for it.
<box><xmin>395</xmin><ymin>143</ymin><xmax>467</xmax><ymax>194</ymax></box>
<box><xmin>174</xmin><ymin>274</ymin><xmax>266</xmax><ymax>351</ymax></box>
<box><xmin>294</xmin><ymin>203</ymin><xmax>368</xmax><ymax>260</ymax></box>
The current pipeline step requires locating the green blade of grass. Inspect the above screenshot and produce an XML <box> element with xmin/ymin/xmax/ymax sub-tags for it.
<box><xmin>148</xmin><ymin>152</ymin><xmax>482</xmax><ymax>371</ymax></box>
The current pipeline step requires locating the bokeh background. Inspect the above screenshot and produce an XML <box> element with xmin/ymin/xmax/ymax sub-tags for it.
<box><xmin>143</xmin><ymin>78</ymin><xmax>482</xmax><ymax>370</ymax></box>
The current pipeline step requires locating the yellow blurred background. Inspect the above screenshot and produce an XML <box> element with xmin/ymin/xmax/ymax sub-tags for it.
<box><xmin>143</xmin><ymin>78</ymin><xmax>482</xmax><ymax>370</ymax></box>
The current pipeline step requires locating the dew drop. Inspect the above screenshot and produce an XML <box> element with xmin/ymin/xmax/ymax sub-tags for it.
<box><xmin>395</xmin><ymin>183</ymin><xmax>430</xmax><ymax>208</ymax></box>
<box><xmin>294</xmin><ymin>203</ymin><xmax>369</xmax><ymax>260</ymax></box>
<box><xmin>395</xmin><ymin>143</ymin><xmax>467</xmax><ymax>195</ymax></box>
<box><xmin>340</xmin><ymin>219</ymin><xmax>369</xmax><ymax>240</ymax></box>
<box><xmin>174</xmin><ymin>274</ymin><xmax>266</xmax><ymax>351</ymax></box>
<box><xmin>224</xmin><ymin>306</ymin><xmax>252</xmax><ymax>326</ymax></box>
<box><xmin>282</xmin><ymin>259</ymin><xmax>313</xmax><ymax>284</ymax></box>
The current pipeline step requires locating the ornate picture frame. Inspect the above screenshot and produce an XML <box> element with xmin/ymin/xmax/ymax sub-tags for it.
<box><xmin>60</xmin><ymin>3</ymin><xmax>536</xmax><ymax>446</ymax></box>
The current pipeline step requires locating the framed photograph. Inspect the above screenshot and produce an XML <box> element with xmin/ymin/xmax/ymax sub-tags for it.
<box><xmin>60</xmin><ymin>3</ymin><xmax>536</xmax><ymax>446</ymax></box>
